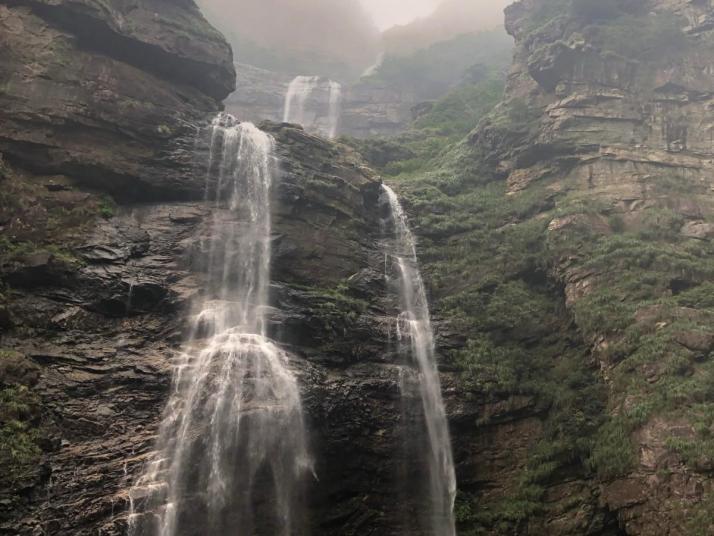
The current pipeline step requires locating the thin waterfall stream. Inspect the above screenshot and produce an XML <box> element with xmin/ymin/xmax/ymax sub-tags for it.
<box><xmin>382</xmin><ymin>184</ymin><xmax>457</xmax><ymax>536</ymax></box>
<box><xmin>128</xmin><ymin>114</ymin><xmax>311</xmax><ymax>536</ymax></box>
<box><xmin>283</xmin><ymin>75</ymin><xmax>342</xmax><ymax>139</ymax></box>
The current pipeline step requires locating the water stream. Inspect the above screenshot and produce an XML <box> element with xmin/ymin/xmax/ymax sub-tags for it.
<box><xmin>382</xmin><ymin>184</ymin><xmax>457</xmax><ymax>536</ymax></box>
<box><xmin>283</xmin><ymin>75</ymin><xmax>342</xmax><ymax>139</ymax></box>
<box><xmin>128</xmin><ymin>114</ymin><xmax>311</xmax><ymax>536</ymax></box>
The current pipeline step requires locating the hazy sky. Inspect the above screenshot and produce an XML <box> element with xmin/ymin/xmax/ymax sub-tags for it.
<box><xmin>360</xmin><ymin>0</ymin><xmax>441</xmax><ymax>30</ymax></box>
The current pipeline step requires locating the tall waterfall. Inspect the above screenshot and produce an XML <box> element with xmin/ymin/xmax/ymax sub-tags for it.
<box><xmin>128</xmin><ymin>114</ymin><xmax>311</xmax><ymax>536</ymax></box>
<box><xmin>382</xmin><ymin>184</ymin><xmax>457</xmax><ymax>536</ymax></box>
<box><xmin>283</xmin><ymin>75</ymin><xmax>342</xmax><ymax>139</ymax></box>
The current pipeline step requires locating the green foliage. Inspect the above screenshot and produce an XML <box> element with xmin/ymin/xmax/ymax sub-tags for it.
<box><xmin>0</xmin><ymin>237</ymin><xmax>82</xmax><ymax>266</ymax></box>
<box><xmin>413</xmin><ymin>79</ymin><xmax>506</xmax><ymax>137</ymax></box>
<box><xmin>294</xmin><ymin>281</ymin><xmax>369</xmax><ymax>339</ymax></box>
<box><xmin>586</xmin><ymin>13</ymin><xmax>688</xmax><ymax>61</ymax></box>
<box><xmin>345</xmin><ymin>75</ymin><xmax>505</xmax><ymax>181</ymax></box>
<box><xmin>571</xmin><ymin>0</ymin><xmax>646</xmax><ymax>21</ymax></box>
<box><xmin>365</xmin><ymin>30</ymin><xmax>512</xmax><ymax>100</ymax></box>
<box><xmin>349</xmin><ymin>9</ymin><xmax>711</xmax><ymax>526</ymax></box>
<box><xmin>0</xmin><ymin>384</ymin><xmax>42</xmax><ymax>485</ymax></box>
<box><xmin>99</xmin><ymin>196</ymin><xmax>116</xmax><ymax>219</ymax></box>
<box><xmin>686</xmin><ymin>494</ymin><xmax>714</xmax><ymax>536</ymax></box>
<box><xmin>588</xmin><ymin>416</ymin><xmax>637</xmax><ymax>479</ymax></box>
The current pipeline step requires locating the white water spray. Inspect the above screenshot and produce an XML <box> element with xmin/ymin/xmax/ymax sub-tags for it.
<box><xmin>283</xmin><ymin>75</ymin><xmax>342</xmax><ymax>139</ymax></box>
<box><xmin>128</xmin><ymin>114</ymin><xmax>311</xmax><ymax>536</ymax></box>
<box><xmin>382</xmin><ymin>184</ymin><xmax>457</xmax><ymax>536</ymax></box>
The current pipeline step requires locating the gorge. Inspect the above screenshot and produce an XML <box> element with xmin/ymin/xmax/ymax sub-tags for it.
<box><xmin>3</xmin><ymin>0</ymin><xmax>714</xmax><ymax>535</ymax></box>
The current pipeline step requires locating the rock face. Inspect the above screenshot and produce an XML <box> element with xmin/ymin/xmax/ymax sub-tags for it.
<box><xmin>0</xmin><ymin>118</ymin><xmax>452</xmax><ymax>534</ymax></box>
<box><xmin>391</xmin><ymin>0</ymin><xmax>714</xmax><ymax>534</ymax></box>
<box><xmin>340</xmin><ymin>81</ymin><xmax>420</xmax><ymax>139</ymax></box>
<box><xmin>0</xmin><ymin>1</ymin><xmax>442</xmax><ymax>533</ymax></box>
<box><xmin>7</xmin><ymin>0</ymin><xmax>714</xmax><ymax>535</ymax></box>
<box><xmin>225</xmin><ymin>62</ymin><xmax>291</xmax><ymax>124</ymax></box>
<box><xmin>0</xmin><ymin>0</ymin><xmax>235</xmax><ymax>200</ymax></box>
<box><xmin>223</xmin><ymin>64</ymin><xmax>419</xmax><ymax>139</ymax></box>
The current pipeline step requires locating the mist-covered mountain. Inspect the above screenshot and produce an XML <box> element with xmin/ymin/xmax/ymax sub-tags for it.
<box><xmin>382</xmin><ymin>0</ymin><xmax>511</xmax><ymax>55</ymax></box>
<box><xmin>365</xmin><ymin>28</ymin><xmax>513</xmax><ymax>101</ymax></box>
<box><xmin>197</xmin><ymin>0</ymin><xmax>380</xmax><ymax>80</ymax></box>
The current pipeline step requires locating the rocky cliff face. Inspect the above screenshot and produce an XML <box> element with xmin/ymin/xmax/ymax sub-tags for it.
<box><xmin>223</xmin><ymin>65</ymin><xmax>419</xmax><ymax>139</ymax></box>
<box><xmin>6</xmin><ymin>0</ymin><xmax>714</xmax><ymax>535</ymax></box>
<box><xmin>0</xmin><ymin>0</ymin><xmax>234</xmax><ymax>200</ymax></box>
<box><xmin>0</xmin><ymin>114</ymin><xmax>454</xmax><ymax>534</ymax></box>
<box><xmin>386</xmin><ymin>0</ymin><xmax>714</xmax><ymax>534</ymax></box>
<box><xmin>340</xmin><ymin>81</ymin><xmax>420</xmax><ymax>139</ymax></box>
<box><xmin>225</xmin><ymin>62</ymin><xmax>291</xmax><ymax>124</ymax></box>
<box><xmin>0</xmin><ymin>2</ymin><xmax>452</xmax><ymax>530</ymax></box>
<box><xmin>0</xmin><ymin>0</ymin><xmax>235</xmax><ymax>532</ymax></box>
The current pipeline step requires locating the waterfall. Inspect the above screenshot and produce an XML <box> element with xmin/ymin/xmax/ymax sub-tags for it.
<box><xmin>283</xmin><ymin>75</ymin><xmax>318</xmax><ymax>128</ymax></box>
<box><xmin>327</xmin><ymin>80</ymin><xmax>342</xmax><ymax>139</ymax></box>
<box><xmin>283</xmin><ymin>75</ymin><xmax>342</xmax><ymax>139</ymax></box>
<box><xmin>128</xmin><ymin>114</ymin><xmax>311</xmax><ymax>536</ymax></box>
<box><xmin>382</xmin><ymin>184</ymin><xmax>457</xmax><ymax>536</ymax></box>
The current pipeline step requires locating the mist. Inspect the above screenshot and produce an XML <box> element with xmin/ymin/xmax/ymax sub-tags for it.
<box><xmin>361</xmin><ymin>0</ymin><xmax>511</xmax><ymax>32</ymax></box>
<box><xmin>197</xmin><ymin>0</ymin><xmax>381</xmax><ymax>78</ymax></box>
<box><xmin>379</xmin><ymin>0</ymin><xmax>513</xmax><ymax>54</ymax></box>
<box><xmin>360</xmin><ymin>0</ymin><xmax>441</xmax><ymax>30</ymax></box>
<box><xmin>197</xmin><ymin>0</ymin><xmax>513</xmax><ymax>79</ymax></box>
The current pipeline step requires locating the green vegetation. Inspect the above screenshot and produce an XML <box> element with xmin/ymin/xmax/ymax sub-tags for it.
<box><xmin>588</xmin><ymin>416</ymin><xmax>637</xmax><ymax>479</ymax></box>
<box><xmin>686</xmin><ymin>493</ymin><xmax>714</xmax><ymax>535</ymax></box>
<box><xmin>345</xmin><ymin>75</ymin><xmax>505</xmax><ymax>180</ymax></box>
<box><xmin>0</xmin><ymin>350</ymin><xmax>44</xmax><ymax>486</ymax></box>
<box><xmin>365</xmin><ymin>30</ymin><xmax>512</xmax><ymax>100</ymax></box>
<box><xmin>0</xmin><ymin>386</ymin><xmax>42</xmax><ymax>482</ymax></box>
<box><xmin>0</xmin><ymin>237</ymin><xmax>83</xmax><ymax>267</ymax></box>
<box><xmin>347</xmin><ymin>4</ymin><xmax>714</xmax><ymax>524</ymax></box>
<box><xmin>289</xmin><ymin>281</ymin><xmax>370</xmax><ymax>358</ymax></box>
<box><xmin>585</xmin><ymin>13</ymin><xmax>689</xmax><ymax>61</ymax></box>
<box><xmin>0</xmin><ymin>161</ymin><xmax>109</xmax><ymax>268</ymax></box>
<box><xmin>99</xmin><ymin>195</ymin><xmax>116</xmax><ymax>219</ymax></box>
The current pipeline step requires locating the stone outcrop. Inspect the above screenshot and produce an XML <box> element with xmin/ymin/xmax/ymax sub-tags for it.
<box><xmin>0</xmin><ymin>0</ymin><xmax>235</xmax><ymax>200</ymax></box>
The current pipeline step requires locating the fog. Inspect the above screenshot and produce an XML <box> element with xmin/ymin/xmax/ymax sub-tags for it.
<box><xmin>198</xmin><ymin>0</ymin><xmax>380</xmax><ymax>77</ymax></box>
<box><xmin>360</xmin><ymin>0</ymin><xmax>441</xmax><ymax>30</ymax></box>
<box><xmin>197</xmin><ymin>0</ymin><xmax>512</xmax><ymax>78</ymax></box>
<box><xmin>380</xmin><ymin>0</ymin><xmax>513</xmax><ymax>54</ymax></box>
<box><xmin>361</xmin><ymin>0</ymin><xmax>511</xmax><ymax>32</ymax></box>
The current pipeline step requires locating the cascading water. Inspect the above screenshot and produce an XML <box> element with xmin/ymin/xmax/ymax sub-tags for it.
<box><xmin>326</xmin><ymin>80</ymin><xmax>342</xmax><ymax>139</ymax></box>
<box><xmin>128</xmin><ymin>114</ymin><xmax>311</xmax><ymax>536</ymax></box>
<box><xmin>283</xmin><ymin>76</ymin><xmax>318</xmax><ymax>128</ymax></box>
<box><xmin>382</xmin><ymin>184</ymin><xmax>457</xmax><ymax>536</ymax></box>
<box><xmin>283</xmin><ymin>75</ymin><xmax>342</xmax><ymax>139</ymax></box>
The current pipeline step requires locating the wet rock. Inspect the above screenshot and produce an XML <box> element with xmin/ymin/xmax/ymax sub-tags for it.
<box><xmin>0</xmin><ymin>0</ymin><xmax>234</xmax><ymax>200</ymax></box>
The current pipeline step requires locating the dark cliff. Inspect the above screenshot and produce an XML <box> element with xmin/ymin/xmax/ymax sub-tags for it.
<box><xmin>0</xmin><ymin>0</ymin><xmax>235</xmax><ymax>200</ymax></box>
